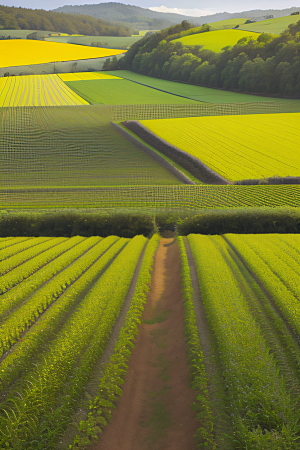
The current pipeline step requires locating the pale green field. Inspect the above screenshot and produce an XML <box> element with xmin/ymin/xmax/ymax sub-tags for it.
<box><xmin>240</xmin><ymin>14</ymin><xmax>300</xmax><ymax>34</ymax></box>
<box><xmin>172</xmin><ymin>29</ymin><xmax>260</xmax><ymax>52</ymax></box>
<box><xmin>208</xmin><ymin>18</ymin><xmax>248</xmax><ymax>30</ymax></box>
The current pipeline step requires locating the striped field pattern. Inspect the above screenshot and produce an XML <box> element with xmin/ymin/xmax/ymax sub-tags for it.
<box><xmin>140</xmin><ymin>113</ymin><xmax>300</xmax><ymax>181</ymax></box>
<box><xmin>58</xmin><ymin>72</ymin><xmax>122</xmax><ymax>81</ymax></box>
<box><xmin>0</xmin><ymin>74</ymin><xmax>89</xmax><ymax>106</ymax></box>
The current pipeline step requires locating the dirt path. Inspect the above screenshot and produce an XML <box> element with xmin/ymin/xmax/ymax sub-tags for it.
<box><xmin>92</xmin><ymin>238</ymin><xmax>199</xmax><ymax>450</ymax></box>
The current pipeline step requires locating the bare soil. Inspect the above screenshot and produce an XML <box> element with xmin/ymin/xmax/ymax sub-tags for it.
<box><xmin>92</xmin><ymin>238</ymin><xmax>199</xmax><ymax>450</ymax></box>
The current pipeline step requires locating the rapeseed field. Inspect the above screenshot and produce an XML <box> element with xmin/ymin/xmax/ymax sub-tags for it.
<box><xmin>172</xmin><ymin>29</ymin><xmax>260</xmax><ymax>52</ymax></box>
<box><xmin>0</xmin><ymin>74</ymin><xmax>88</xmax><ymax>106</ymax></box>
<box><xmin>0</xmin><ymin>40</ymin><xmax>126</xmax><ymax>68</ymax></box>
<box><xmin>140</xmin><ymin>113</ymin><xmax>300</xmax><ymax>181</ymax></box>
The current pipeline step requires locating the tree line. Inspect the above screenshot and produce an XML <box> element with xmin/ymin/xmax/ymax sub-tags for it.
<box><xmin>104</xmin><ymin>20</ymin><xmax>300</xmax><ymax>98</ymax></box>
<box><xmin>0</xmin><ymin>5</ymin><xmax>134</xmax><ymax>36</ymax></box>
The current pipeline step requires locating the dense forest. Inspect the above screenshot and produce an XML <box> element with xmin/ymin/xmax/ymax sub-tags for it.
<box><xmin>104</xmin><ymin>20</ymin><xmax>300</xmax><ymax>97</ymax></box>
<box><xmin>0</xmin><ymin>5</ymin><xmax>134</xmax><ymax>36</ymax></box>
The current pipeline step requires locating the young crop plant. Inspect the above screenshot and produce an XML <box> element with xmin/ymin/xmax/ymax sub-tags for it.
<box><xmin>0</xmin><ymin>235</ymin><xmax>147</xmax><ymax>449</ymax></box>
<box><xmin>177</xmin><ymin>236</ymin><xmax>216</xmax><ymax>449</ymax></box>
<box><xmin>69</xmin><ymin>234</ymin><xmax>159</xmax><ymax>449</ymax></box>
<box><xmin>188</xmin><ymin>234</ymin><xmax>300</xmax><ymax>449</ymax></box>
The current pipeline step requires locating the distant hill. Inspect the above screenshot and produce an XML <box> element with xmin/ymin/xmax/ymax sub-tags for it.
<box><xmin>52</xmin><ymin>3</ymin><xmax>300</xmax><ymax>30</ymax></box>
<box><xmin>0</xmin><ymin>4</ymin><xmax>135</xmax><ymax>36</ymax></box>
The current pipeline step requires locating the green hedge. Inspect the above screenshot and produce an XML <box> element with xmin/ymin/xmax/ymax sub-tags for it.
<box><xmin>177</xmin><ymin>208</ymin><xmax>300</xmax><ymax>235</ymax></box>
<box><xmin>0</xmin><ymin>213</ymin><xmax>153</xmax><ymax>238</ymax></box>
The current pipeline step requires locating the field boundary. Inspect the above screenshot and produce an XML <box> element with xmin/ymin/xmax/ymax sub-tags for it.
<box><xmin>123</xmin><ymin>120</ymin><xmax>229</xmax><ymax>185</ymax></box>
<box><xmin>111</xmin><ymin>121</ymin><xmax>195</xmax><ymax>185</ymax></box>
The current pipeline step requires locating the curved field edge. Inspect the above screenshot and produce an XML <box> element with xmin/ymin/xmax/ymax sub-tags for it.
<box><xmin>122</xmin><ymin>121</ymin><xmax>229</xmax><ymax>185</ymax></box>
<box><xmin>111</xmin><ymin>122</ymin><xmax>196</xmax><ymax>185</ymax></box>
<box><xmin>68</xmin><ymin>233</ymin><xmax>160</xmax><ymax>449</ymax></box>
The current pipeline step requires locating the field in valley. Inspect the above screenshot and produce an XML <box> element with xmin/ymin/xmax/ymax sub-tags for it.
<box><xmin>1</xmin><ymin>15</ymin><xmax>300</xmax><ymax>450</ymax></box>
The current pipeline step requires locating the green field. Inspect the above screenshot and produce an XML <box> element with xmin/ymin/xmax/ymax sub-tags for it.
<box><xmin>240</xmin><ymin>14</ymin><xmax>300</xmax><ymax>34</ymax></box>
<box><xmin>45</xmin><ymin>34</ymin><xmax>142</xmax><ymax>49</ymax></box>
<box><xmin>182</xmin><ymin>233</ymin><xmax>300</xmax><ymax>448</ymax></box>
<box><xmin>106</xmin><ymin>70</ymin><xmax>299</xmax><ymax>103</ymax></box>
<box><xmin>0</xmin><ymin>233</ymin><xmax>158</xmax><ymax>449</ymax></box>
<box><xmin>208</xmin><ymin>18</ymin><xmax>248</xmax><ymax>30</ymax></box>
<box><xmin>172</xmin><ymin>29</ymin><xmax>260</xmax><ymax>52</ymax></box>
<box><xmin>0</xmin><ymin>105</ymin><xmax>181</xmax><ymax>187</ymax></box>
<box><xmin>65</xmin><ymin>77</ymin><xmax>199</xmax><ymax>105</ymax></box>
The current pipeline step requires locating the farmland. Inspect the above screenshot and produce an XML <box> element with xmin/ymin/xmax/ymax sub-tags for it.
<box><xmin>181</xmin><ymin>233</ymin><xmax>300</xmax><ymax>448</ymax></box>
<box><xmin>172</xmin><ymin>29</ymin><xmax>260</xmax><ymax>52</ymax></box>
<box><xmin>107</xmin><ymin>70</ymin><xmax>299</xmax><ymax>104</ymax></box>
<box><xmin>0</xmin><ymin>105</ymin><xmax>182</xmax><ymax>187</ymax></box>
<box><xmin>240</xmin><ymin>14</ymin><xmax>300</xmax><ymax>34</ymax></box>
<box><xmin>139</xmin><ymin>113</ymin><xmax>300</xmax><ymax>182</ymax></box>
<box><xmin>64</xmin><ymin>77</ymin><xmax>199</xmax><ymax>105</ymax></box>
<box><xmin>0</xmin><ymin>234</ymin><xmax>158</xmax><ymax>449</ymax></box>
<box><xmin>1</xmin><ymin>12</ymin><xmax>300</xmax><ymax>450</ymax></box>
<box><xmin>0</xmin><ymin>40</ymin><xmax>125</xmax><ymax>68</ymax></box>
<box><xmin>0</xmin><ymin>75</ymin><xmax>89</xmax><ymax>107</ymax></box>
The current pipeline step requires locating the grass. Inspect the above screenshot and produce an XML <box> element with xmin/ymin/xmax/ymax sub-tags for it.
<box><xmin>0</xmin><ymin>39</ymin><xmax>126</xmax><ymax>68</ymax></box>
<box><xmin>140</xmin><ymin>113</ymin><xmax>300</xmax><ymax>181</ymax></box>
<box><xmin>58</xmin><ymin>72</ymin><xmax>122</xmax><ymax>81</ymax></box>
<box><xmin>106</xmin><ymin>70</ymin><xmax>298</xmax><ymax>103</ymax></box>
<box><xmin>65</xmin><ymin>78</ymin><xmax>199</xmax><ymax>104</ymax></box>
<box><xmin>45</xmin><ymin>34</ymin><xmax>142</xmax><ymax>49</ymax></box>
<box><xmin>208</xmin><ymin>18</ymin><xmax>248</xmax><ymax>30</ymax></box>
<box><xmin>0</xmin><ymin>74</ymin><xmax>88</xmax><ymax>106</ymax></box>
<box><xmin>172</xmin><ymin>29</ymin><xmax>260</xmax><ymax>52</ymax></box>
<box><xmin>240</xmin><ymin>15</ymin><xmax>300</xmax><ymax>34</ymax></box>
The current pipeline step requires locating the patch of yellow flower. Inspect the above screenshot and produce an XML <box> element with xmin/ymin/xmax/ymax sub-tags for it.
<box><xmin>0</xmin><ymin>39</ymin><xmax>126</xmax><ymax>68</ymax></box>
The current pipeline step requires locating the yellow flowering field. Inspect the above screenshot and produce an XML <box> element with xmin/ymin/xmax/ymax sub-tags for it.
<box><xmin>172</xmin><ymin>29</ymin><xmax>259</xmax><ymax>52</ymax></box>
<box><xmin>140</xmin><ymin>113</ymin><xmax>300</xmax><ymax>181</ymax></box>
<box><xmin>0</xmin><ymin>40</ymin><xmax>126</xmax><ymax>68</ymax></box>
<box><xmin>58</xmin><ymin>72</ymin><xmax>122</xmax><ymax>81</ymax></box>
<box><xmin>0</xmin><ymin>74</ymin><xmax>88</xmax><ymax>106</ymax></box>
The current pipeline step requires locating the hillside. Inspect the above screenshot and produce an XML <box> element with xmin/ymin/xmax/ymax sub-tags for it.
<box><xmin>52</xmin><ymin>3</ymin><xmax>300</xmax><ymax>30</ymax></box>
<box><xmin>0</xmin><ymin>4</ymin><xmax>134</xmax><ymax>36</ymax></box>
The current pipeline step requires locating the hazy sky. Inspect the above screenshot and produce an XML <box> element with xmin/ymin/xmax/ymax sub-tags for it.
<box><xmin>1</xmin><ymin>0</ymin><xmax>299</xmax><ymax>15</ymax></box>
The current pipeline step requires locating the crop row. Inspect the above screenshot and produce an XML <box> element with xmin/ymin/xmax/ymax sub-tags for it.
<box><xmin>70</xmin><ymin>233</ymin><xmax>159</xmax><ymax>449</ymax></box>
<box><xmin>0</xmin><ymin>75</ymin><xmax>89</xmax><ymax>107</ymax></box>
<box><xmin>188</xmin><ymin>234</ymin><xmax>300</xmax><ymax>449</ymax></box>
<box><xmin>0</xmin><ymin>235</ymin><xmax>147</xmax><ymax>449</ymax></box>
<box><xmin>1</xmin><ymin>185</ymin><xmax>299</xmax><ymax>209</ymax></box>
<box><xmin>226</xmin><ymin>234</ymin><xmax>300</xmax><ymax>338</ymax></box>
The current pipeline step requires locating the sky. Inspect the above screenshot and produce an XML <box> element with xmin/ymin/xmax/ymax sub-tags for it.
<box><xmin>1</xmin><ymin>0</ymin><xmax>299</xmax><ymax>15</ymax></box>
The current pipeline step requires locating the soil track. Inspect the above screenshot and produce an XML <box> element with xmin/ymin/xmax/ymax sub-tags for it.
<box><xmin>92</xmin><ymin>238</ymin><xmax>199</xmax><ymax>450</ymax></box>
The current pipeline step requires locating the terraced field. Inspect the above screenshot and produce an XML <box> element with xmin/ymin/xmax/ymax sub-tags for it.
<box><xmin>172</xmin><ymin>29</ymin><xmax>260</xmax><ymax>52</ymax></box>
<box><xmin>139</xmin><ymin>113</ymin><xmax>300</xmax><ymax>181</ymax></box>
<box><xmin>0</xmin><ymin>74</ymin><xmax>88</xmax><ymax>107</ymax></box>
